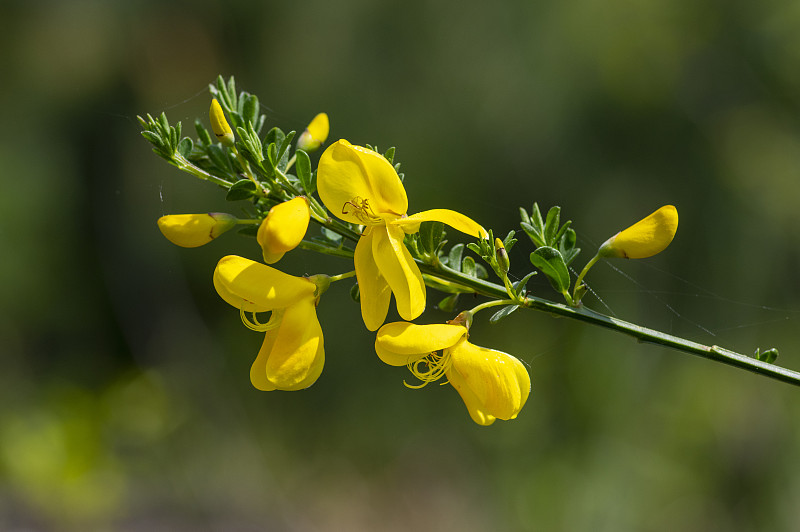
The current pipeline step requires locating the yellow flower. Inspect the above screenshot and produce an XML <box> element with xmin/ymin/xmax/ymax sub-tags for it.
<box><xmin>375</xmin><ymin>321</ymin><xmax>530</xmax><ymax>426</ymax></box>
<box><xmin>318</xmin><ymin>139</ymin><xmax>487</xmax><ymax>330</ymax></box>
<box><xmin>296</xmin><ymin>112</ymin><xmax>329</xmax><ymax>152</ymax></box>
<box><xmin>257</xmin><ymin>197</ymin><xmax>311</xmax><ymax>263</ymax></box>
<box><xmin>157</xmin><ymin>213</ymin><xmax>236</xmax><ymax>248</ymax></box>
<box><xmin>599</xmin><ymin>205</ymin><xmax>678</xmax><ymax>259</ymax></box>
<box><xmin>209</xmin><ymin>98</ymin><xmax>234</xmax><ymax>147</ymax></box>
<box><xmin>213</xmin><ymin>255</ymin><xmax>324</xmax><ymax>391</ymax></box>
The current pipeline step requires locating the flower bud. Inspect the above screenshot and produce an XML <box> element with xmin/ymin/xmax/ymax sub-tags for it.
<box><xmin>257</xmin><ymin>197</ymin><xmax>311</xmax><ymax>263</ymax></box>
<box><xmin>157</xmin><ymin>213</ymin><xmax>237</xmax><ymax>248</ymax></box>
<box><xmin>599</xmin><ymin>205</ymin><xmax>678</xmax><ymax>259</ymax></box>
<box><xmin>209</xmin><ymin>98</ymin><xmax>234</xmax><ymax>147</ymax></box>
<box><xmin>495</xmin><ymin>238</ymin><xmax>510</xmax><ymax>273</ymax></box>
<box><xmin>296</xmin><ymin>113</ymin><xmax>329</xmax><ymax>152</ymax></box>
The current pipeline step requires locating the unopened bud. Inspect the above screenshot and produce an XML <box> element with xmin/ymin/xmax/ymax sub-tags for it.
<box><xmin>495</xmin><ymin>238</ymin><xmax>510</xmax><ymax>273</ymax></box>
<box><xmin>296</xmin><ymin>113</ymin><xmax>329</xmax><ymax>152</ymax></box>
<box><xmin>257</xmin><ymin>197</ymin><xmax>311</xmax><ymax>263</ymax></box>
<box><xmin>598</xmin><ymin>205</ymin><xmax>678</xmax><ymax>259</ymax></box>
<box><xmin>157</xmin><ymin>213</ymin><xmax>237</xmax><ymax>248</ymax></box>
<box><xmin>209</xmin><ymin>98</ymin><xmax>234</xmax><ymax>147</ymax></box>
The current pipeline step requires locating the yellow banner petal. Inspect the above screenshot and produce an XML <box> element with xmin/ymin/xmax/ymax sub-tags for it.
<box><xmin>317</xmin><ymin>140</ymin><xmax>408</xmax><ymax>225</ymax></box>
<box><xmin>355</xmin><ymin>230</ymin><xmax>392</xmax><ymax>331</ymax></box>
<box><xmin>392</xmin><ymin>209</ymin><xmax>487</xmax><ymax>239</ymax></box>
<box><xmin>264</xmin><ymin>298</ymin><xmax>325</xmax><ymax>391</ymax></box>
<box><xmin>374</xmin><ymin>322</ymin><xmax>467</xmax><ymax>366</ymax></box>
<box><xmin>372</xmin><ymin>225</ymin><xmax>426</xmax><ymax>322</ymax></box>
<box><xmin>213</xmin><ymin>255</ymin><xmax>315</xmax><ymax>312</ymax></box>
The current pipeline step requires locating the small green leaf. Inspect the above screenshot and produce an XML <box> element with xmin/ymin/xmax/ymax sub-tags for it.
<box><xmin>513</xmin><ymin>271</ymin><xmax>538</xmax><ymax>297</ymax></box>
<box><xmin>384</xmin><ymin>146</ymin><xmax>396</xmax><ymax>164</ymax></box>
<box><xmin>350</xmin><ymin>283</ymin><xmax>360</xmax><ymax>302</ymax></box>
<box><xmin>194</xmin><ymin>119</ymin><xmax>212</xmax><ymax>146</ymax></box>
<box><xmin>296</xmin><ymin>149</ymin><xmax>313</xmax><ymax>193</ymax></box>
<box><xmin>226</xmin><ymin>179</ymin><xmax>257</xmax><ymax>201</ymax></box>
<box><xmin>530</xmin><ymin>246</ymin><xmax>570</xmax><ymax>294</ymax></box>
<box><xmin>208</xmin><ymin>144</ymin><xmax>233</xmax><ymax>172</ymax></box>
<box><xmin>490</xmin><ymin>304</ymin><xmax>519</xmax><ymax>324</ymax></box>
<box><xmin>462</xmin><ymin>256</ymin><xmax>476</xmax><ymax>277</ymax></box>
<box><xmin>531</xmin><ymin>203</ymin><xmax>544</xmax><ymax>232</ymax></box>
<box><xmin>241</xmin><ymin>94</ymin><xmax>260</xmax><ymax>127</ymax></box>
<box><xmin>321</xmin><ymin>226</ymin><xmax>342</xmax><ymax>243</ymax></box>
<box><xmin>755</xmin><ymin>348</ymin><xmax>779</xmax><ymax>364</ymax></box>
<box><xmin>419</xmin><ymin>221</ymin><xmax>445</xmax><ymax>257</ymax></box>
<box><xmin>466</xmin><ymin>242</ymin><xmax>481</xmax><ymax>256</ymax></box>
<box><xmin>437</xmin><ymin>294</ymin><xmax>459</xmax><ymax>313</ymax></box>
<box><xmin>544</xmin><ymin>206</ymin><xmax>561</xmax><ymax>246</ymax></box>
<box><xmin>177</xmin><ymin>137</ymin><xmax>193</xmax><ymax>157</ymax></box>
<box><xmin>275</xmin><ymin>130</ymin><xmax>297</xmax><ymax>170</ymax></box>
<box><xmin>447</xmin><ymin>243</ymin><xmax>464</xmax><ymax>269</ymax></box>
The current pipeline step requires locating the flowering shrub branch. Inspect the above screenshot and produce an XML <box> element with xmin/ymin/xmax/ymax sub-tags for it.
<box><xmin>139</xmin><ymin>75</ymin><xmax>799</xmax><ymax>425</ymax></box>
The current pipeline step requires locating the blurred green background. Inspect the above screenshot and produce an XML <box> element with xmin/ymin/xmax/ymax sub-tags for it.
<box><xmin>3</xmin><ymin>0</ymin><xmax>800</xmax><ymax>530</ymax></box>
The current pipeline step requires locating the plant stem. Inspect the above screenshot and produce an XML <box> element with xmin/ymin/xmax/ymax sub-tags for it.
<box><xmin>418</xmin><ymin>261</ymin><xmax>800</xmax><ymax>387</ymax></box>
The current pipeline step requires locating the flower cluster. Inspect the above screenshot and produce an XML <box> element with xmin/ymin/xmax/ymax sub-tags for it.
<box><xmin>146</xmin><ymin>77</ymin><xmax>682</xmax><ymax>425</ymax></box>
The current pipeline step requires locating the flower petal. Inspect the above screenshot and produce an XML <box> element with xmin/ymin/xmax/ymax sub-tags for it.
<box><xmin>447</xmin><ymin>369</ymin><xmax>496</xmax><ymax>426</ymax></box>
<box><xmin>257</xmin><ymin>197</ymin><xmax>311</xmax><ymax>264</ymax></box>
<box><xmin>599</xmin><ymin>205</ymin><xmax>678</xmax><ymax>259</ymax></box>
<box><xmin>158</xmin><ymin>213</ymin><xmax>237</xmax><ymax>248</ymax></box>
<box><xmin>264</xmin><ymin>298</ymin><xmax>325</xmax><ymax>390</ymax></box>
<box><xmin>392</xmin><ymin>209</ymin><xmax>487</xmax><ymax>239</ymax></box>
<box><xmin>355</xmin><ymin>229</ymin><xmax>392</xmax><ymax>331</ymax></box>
<box><xmin>375</xmin><ymin>322</ymin><xmax>467</xmax><ymax>366</ymax></box>
<box><xmin>447</xmin><ymin>340</ymin><xmax>531</xmax><ymax>422</ymax></box>
<box><xmin>373</xmin><ymin>225</ymin><xmax>426</xmax><ymax>322</ymax></box>
<box><xmin>213</xmin><ymin>255</ymin><xmax>315</xmax><ymax>313</ymax></box>
<box><xmin>250</xmin><ymin>328</ymin><xmax>279</xmax><ymax>391</ymax></box>
<box><xmin>317</xmin><ymin>140</ymin><xmax>408</xmax><ymax>224</ymax></box>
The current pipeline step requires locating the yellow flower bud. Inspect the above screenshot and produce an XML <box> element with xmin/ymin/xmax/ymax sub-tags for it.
<box><xmin>296</xmin><ymin>113</ymin><xmax>329</xmax><ymax>152</ymax></box>
<box><xmin>157</xmin><ymin>213</ymin><xmax>237</xmax><ymax>248</ymax></box>
<box><xmin>209</xmin><ymin>98</ymin><xmax>234</xmax><ymax>147</ymax></box>
<box><xmin>495</xmin><ymin>238</ymin><xmax>510</xmax><ymax>273</ymax></box>
<box><xmin>257</xmin><ymin>197</ymin><xmax>311</xmax><ymax>263</ymax></box>
<box><xmin>599</xmin><ymin>205</ymin><xmax>678</xmax><ymax>259</ymax></box>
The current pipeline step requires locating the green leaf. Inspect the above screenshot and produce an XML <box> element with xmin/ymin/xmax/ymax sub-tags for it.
<box><xmin>194</xmin><ymin>119</ymin><xmax>212</xmax><ymax>146</ymax></box>
<box><xmin>321</xmin><ymin>226</ymin><xmax>342</xmax><ymax>243</ymax></box>
<box><xmin>208</xmin><ymin>144</ymin><xmax>232</xmax><ymax>172</ymax></box>
<box><xmin>530</xmin><ymin>203</ymin><xmax>544</xmax><ymax>232</ymax></box>
<box><xmin>530</xmin><ymin>246</ymin><xmax>570</xmax><ymax>294</ymax></box>
<box><xmin>513</xmin><ymin>271</ymin><xmax>538</xmax><ymax>297</ymax></box>
<box><xmin>559</xmin><ymin>228</ymin><xmax>580</xmax><ymax>265</ymax></box>
<box><xmin>384</xmin><ymin>146</ymin><xmax>396</xmax><ymax>164</ymax></box>
<box><xmin>490</xmin><ymin>305</ymin><xmax>519</xmax><ymax>324</ymax></box>
<box><xmin>447</xmin><ymin>243</ymin><xmax>464</xmax><ymax>269</ymax></box>
<box><xmin>419</xmin><ymin>221</ymin><xmax>445</xmax><ymax>257</ymax></box>
<box><xmin>226</xmin><ymin>179</ymin><xmax>257</xmax><ymax>201</ymax></box>
<box><xmin>462</xmin><ymin>256</ymin><xmax>476</xmax><ymax>277</ymax></box>
<box><xmin>296</xmin><ymin>149</ymin><xmax>313</xmax><ymax>193</ymax></box>
<box><xmin>437</xmin><ymin>294</ymin><xmax>459</xmax><ymax>313</ymax></box>
<box><xmin>755</xmin><ymin>348</ymin><xmax>779</xmax><ymax>364</ymax></box>
<box><xmin>275</xmin><ymin>130</ymin><xmax>297</xmax><ymax>170</ymax></box>
<box><xmin>544</xmin><ymin>206</ymin><xmax>561</xmax><ymax>246</ymax></box>
<box><xmin>177</xmin><ymin>137</ymin><xmax>193</xmax><ymax>157</ymax></box>
<box><xmin>241</xmin><ymin>93</ymin><xmax>260</xmax><ymax>127</ymax></box>
<box><xmin>350</xmin><ymin>283</ymin><xmax>360</xmax><ymax>302</ymax></box>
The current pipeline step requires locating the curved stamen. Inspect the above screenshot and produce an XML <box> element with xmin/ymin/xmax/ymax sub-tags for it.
<box><xmin>403</xmin><ymin>350</ymin><xmax>452</xmax><ymax>389</ymax></box>
<box><xmin>342</xmin><ymin>196</ymin><xmax>382</xmax><ymax>225</ymax></box>
<box><xmin>240</xmin><ymin>307</ymin><xmax>283</xmax><ymax>332</ymax></box>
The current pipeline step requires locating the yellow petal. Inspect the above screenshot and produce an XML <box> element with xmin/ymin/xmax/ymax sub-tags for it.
<box><xmin>257</xmin><ymin>197</ymin><xmax>311</xmax><ymax>264</ymax></box>
<box><xmin>372</xmin><ymin>225</ymin><xmax>425</xmax><ymax>322</ymax></box>
<box><xmin>209</xmin><ymin>98</ymin><xmax>234</xmax><ymax>146</ymax></box>
<box><xmin>264</xmin><ymin>298</ymin><xmax>325</xmax><ymax>390</ymax></box>
<box><xmin>296</xmin><ymin>112</ymin><xmax>329</xmax><ymax>153</ymax></box>
<box><xmin>374</xmin><ymin>322</ymin><xmax>467</xmax><ymax>366</ymax></box>
<box><xmin>354</xmin><ymin>229</ymin><xmax>392</xmax><ymax>331</ymax></box>
<box><xmin>250</xmin><ymin>328</ymin><xmax>279</xmax><ymax>391</ymax></box>
<box><xmin>157</xmin><ymin>213</ymin><xmax>236</xmax><ymax>248</ymax></box>
<box><xmin>599</xmin><ymin>205</ymin><xmax>678</xmax><ymax>259</ymax></box>
<box><xmin>392</xmin><ymin>209</ymin><xmax>487</xmax><ymax>239</ymax></box>
<box><xmin>213</xmin><ymin>255</ymin><xmax>315</xmax><ymax>313</ymax></box>
<box><xmin>447</xmin><ymin>369</ymin><xmax>496</xmax><ymax>426</ymax></box>
<box><xmin>447</xmin><ymin>340</ymin><xmax>531</xmax><ymax>423</ymax></box>
<box><xmin>317</xmin><ymin>140</ymin><xmax>408</xmax><ymax>225</ymax></box>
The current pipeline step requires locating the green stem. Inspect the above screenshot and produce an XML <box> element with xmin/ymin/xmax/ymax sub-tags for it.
<box><xmin>573</xmin><ymin>253</ymin><xmax>600</xmax><ymax>303</ymax></box>
<box><xmin>328</xmin><ymin>270</ymin><xmax>356</xmax><ymax>283</ymax></box>
<box><xmin>173</xmin><ymin>155</ymin><xmax>234</xmax><ymax>188</ymax></box>
<box><xmin>418</xmin><ymin>260</ymin><xmax>800</xmax><ymax>387</ymax></box>
<box><xmin>470</xmin><ymin>299</ymin><xmax>517</xmax><ymax>316</ymax></box>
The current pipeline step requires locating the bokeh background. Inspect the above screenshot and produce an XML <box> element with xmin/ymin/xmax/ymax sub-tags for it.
<box><xmin>3</xmin><ymin>0</ymin><xmax>800</xmax><ymax>530</ymax></box>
